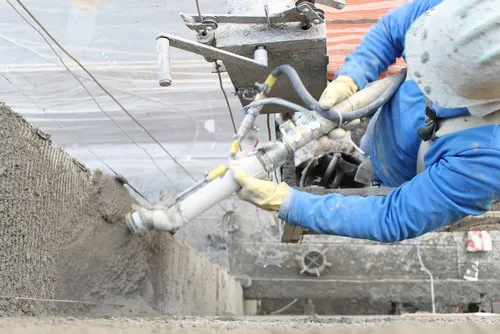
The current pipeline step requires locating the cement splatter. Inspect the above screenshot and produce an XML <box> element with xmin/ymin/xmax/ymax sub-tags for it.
<box><xmin>0</xmin><ymin>104</ymin><xmax>243</xmax><ymax>317</ymax></box>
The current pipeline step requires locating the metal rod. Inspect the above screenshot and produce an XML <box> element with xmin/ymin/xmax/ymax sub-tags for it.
<box><xmin>156</xmin><ymin>38</ymin><xmax>172</xmax><ymax>87</ymax></box>
<box><xmin>194</xmin><ymin>0</ymin><xmax>202</xmax><ymax>20</ymax></box>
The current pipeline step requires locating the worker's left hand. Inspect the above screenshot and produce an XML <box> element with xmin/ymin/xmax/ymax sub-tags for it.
<box><xmin>319</xmin><ymin>75</ymin><xmax>358</xmax><ymax>110</ymax></box>
<box><xmin>229</xmin><ymin>158</ymin><xmax>290</xmax><ymax>212</ymax></box>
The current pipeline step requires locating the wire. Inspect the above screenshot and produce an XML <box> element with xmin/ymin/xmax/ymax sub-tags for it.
<box><xmin>5</xmin><ymin>0</ymin><xmax>178</xmax><ymax>191</ymax></box>
<box><xmin>266</xmin><ymin>113</ymin><xmax>281</xmax><ymax>183</ymax></box>
<box><xmin>1</xmin><ymin>73</ymin><xmax>152</xmax><ymax>205</ymax></box>
<box><xmin>266</xmin><ymin>114</ymin><xmax>272</xmax><ymax>141</ymax></box>
<box><xmin>0</xmin><ymin>295</ymin><xmax>124</xmax><ymax>307</ymax></box>
<box><xmin>10</xmin><ymin>0</ymin><xmax>196</xmax><ymax>183</ymax></box>
<box><xmin>299</xmin><ymin>158</ymin><xmax>316</xmax><ymax>187</ymax></box>
<box><xmin>270</xmin><ymin>298</ymin><xmax>299</xmax><ymax>315</ymax></box>
<box><xmin>215</xmin><ymin>61</ymin><xmax>237</xmax><ymax>134</ymax></box>
<box><xmin>417</xmin><ymin>244</ymin><xmax>436</xmax><ymax>314</ymax></box>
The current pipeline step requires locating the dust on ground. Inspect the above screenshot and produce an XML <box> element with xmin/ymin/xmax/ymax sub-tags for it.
<box><xmin>1</xmin><ymin>315</ymin><xmax>500</xmax><ymax>334</ymax></box>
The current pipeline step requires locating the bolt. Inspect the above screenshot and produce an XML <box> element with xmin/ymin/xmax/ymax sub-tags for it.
<box><xmin>206</xmin><ymin>26</ymin><xmax>213</xmax><ymax>31</ymax></box>
<box><xmin>302</xmin><ymin>8</ymin><xmax>309</xmax><ymax>13</ymax></box>
<box><xmin>312</xmin><ymin>18</ymin><xmax>320</xmax><ymax>24</ymax></box>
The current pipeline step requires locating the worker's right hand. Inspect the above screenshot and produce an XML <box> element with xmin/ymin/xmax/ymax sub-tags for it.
<box><xmin>229</xmin><ymin>158</ymin><xmax>290</xmax><ymax>212</ymax></box>
<box><xmin>319</xmin><ymin>76</ymin><xmax>358</xmax><ymax>110</ymax></box>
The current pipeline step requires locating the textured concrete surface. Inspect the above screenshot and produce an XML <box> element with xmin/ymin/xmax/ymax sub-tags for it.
<box><xmin>0</xmin><ymin>104</ymin><xmax>243</xmax><ymax>316</ymax></box>
<box><xmin>0</xmin><ymin>315</ymin><xmax>500</xmax><ymax>333</ymax></box>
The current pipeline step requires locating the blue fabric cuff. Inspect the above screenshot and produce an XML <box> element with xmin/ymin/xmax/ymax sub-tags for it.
<box><xmin>278</xmin><ymin>188</ymin><xmax>294</xmax><ymax>221</ymax></box>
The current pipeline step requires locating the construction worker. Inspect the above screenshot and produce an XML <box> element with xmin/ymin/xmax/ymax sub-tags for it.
<box><xmin>229</xmin><ymin>0</ymin><xmax>500</xmax><ymax>242</ymax></box>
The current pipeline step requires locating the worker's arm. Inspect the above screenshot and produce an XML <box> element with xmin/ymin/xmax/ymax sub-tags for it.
<box><xmin>278</xmin><ymin>145</ymin><xmax>500</xmax><ymax>242</ymax></box>
<box><xmin>337</xmin><ymin>0</ymin><xmax>441</xmax><ymax>89</ymax></box>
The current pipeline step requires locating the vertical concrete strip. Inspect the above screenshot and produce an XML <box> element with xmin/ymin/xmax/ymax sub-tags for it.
<box><xmin>0</xmin><ymin>103</ymin><xmax>243</xmax><ymax>316</ymax></box>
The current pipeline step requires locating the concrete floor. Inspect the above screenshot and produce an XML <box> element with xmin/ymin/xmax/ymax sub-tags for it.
<box><xmin>1</xmin><ymin>315</ymin><xmax>500</xmax><ymax>333</ymax></box>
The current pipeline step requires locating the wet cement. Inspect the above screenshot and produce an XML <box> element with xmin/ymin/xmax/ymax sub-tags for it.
<box><xmin>0</xmin><ymin>103</ymin><xmax>158</xmax><ymax>316</ymax></box>
<box><xmin>0</xmin><ymin>104</ymin><xmax>244</xmax><ymax>317</ymax></box>
<box><xmin>0</xmin><ymin>315</ymin><xmax>500</xmax><ymax>333</ymax></box>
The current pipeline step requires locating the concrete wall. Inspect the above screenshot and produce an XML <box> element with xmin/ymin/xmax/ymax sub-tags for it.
<box><xmin>0</xmin><ymin>104</ymin><xmax>243</xmax><ymax>317</ymax></box>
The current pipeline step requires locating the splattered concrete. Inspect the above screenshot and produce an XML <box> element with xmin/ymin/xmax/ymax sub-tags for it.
<box><xmin>0</xmin><ymin>315</ymin><xmax>500</xmax><ymax>333</ymax></box>
<box><xmin>0</xmin><ymin>104</ymin><xmax>243</xmax><ymax>316</ymax></box>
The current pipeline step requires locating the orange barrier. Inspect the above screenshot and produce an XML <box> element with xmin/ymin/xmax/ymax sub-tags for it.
<box><xmin>319</xmin><ymin>0</ymin><xmax>408</xmax><ymax>80</ymax></box>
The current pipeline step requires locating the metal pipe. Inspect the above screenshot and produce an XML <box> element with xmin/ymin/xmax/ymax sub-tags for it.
<box><xmin>126</xmin><ymin>142</ymin><xmax>289</xmax><ymax>233</ymax></box>
<box><xmin>254</xmin><ymin>46</ymin><xmax>268</xmax><ymax>67</ymax></box>
<box><xmin>320</xmin><ymin>153</ymin><xmax>339</xmax><ymax>187</ymax></box>
<box><xmin>126</xmin><ymin>67</ymin><xmax>404</xmax><ymax>234</ymax></box>
<box><xmin>127</xmin><ymin>158</ymin><xmax>256</xmax><ymax>233</ymax></box>
<box><xmin>156</xmin><ymin>38</ymin><xmax>172</xmax><ymax>87</ymax></box>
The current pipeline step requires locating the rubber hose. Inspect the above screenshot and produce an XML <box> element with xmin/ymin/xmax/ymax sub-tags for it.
<box><xmin>329</xmin><ymin>68</ymin><xmax>408</xmax><ymax>122</ymax></box>
<box><xmin>299</xmin><ymin>158</ymin><xmax>316</xmax><ymax>187</ymax></box>
<box><xmin>320</xmin><ymin>153</ymin><xmax>339</xmax><ymax>187</ymax></box>
<box><xmin>269</xmin><ymin>65</ymin><xmax>324</xmax><ymax>113</ymax></box>
<box><xmin>265</xmin><ymin>64</ymin><xmax>407</xmax><ymax>123</ymax></box>
<box><xmin>245</xmin><ymin>97</ymin><xmax>310</xmax><ymax>114</ymax></box>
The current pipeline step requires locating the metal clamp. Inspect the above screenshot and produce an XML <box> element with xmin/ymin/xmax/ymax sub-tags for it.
<box><xmin>296</xmin><ymin>2</ymin><xmax>325</xmax><ymax>25</ymax></box>
<box><xmin>178</xmin><ymin>0</ymin><xmax>343</xmax><ymax>32</ymax></box>
<box><xmin>181</xmin><ymin>13</ymin><xmax>219</xmax><ymax>33</ymax></box>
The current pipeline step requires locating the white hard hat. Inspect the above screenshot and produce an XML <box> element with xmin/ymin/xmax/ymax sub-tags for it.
<box><xmin>405</xmin><ymin>0</ymin><xmax>500</xmax><ymax>116</ymax></box>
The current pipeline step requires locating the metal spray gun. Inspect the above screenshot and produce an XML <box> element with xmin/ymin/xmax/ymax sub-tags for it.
<box><xmin>125</xmin><ymin>37</ymin><xmax>406</xmax><ymax>234</ymax></box>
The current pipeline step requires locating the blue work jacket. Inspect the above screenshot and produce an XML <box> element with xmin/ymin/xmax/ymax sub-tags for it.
<box><xmin>278</xmin><ymin>0</ymin><xmax>500</xmax><ymax>242</ymax></box>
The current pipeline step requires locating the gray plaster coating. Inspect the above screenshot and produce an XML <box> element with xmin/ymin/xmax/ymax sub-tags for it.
<box><xmin>0</xmin><ymin>315</ymin><xmax>500</xmax><ymax>333</ymax></box>
<box><xmin>0</xmin><ymin>104</ymin><xmax>243</xmax><ymax>316</ymax></box>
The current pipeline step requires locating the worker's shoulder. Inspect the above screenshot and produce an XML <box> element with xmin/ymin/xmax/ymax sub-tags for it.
<box><xmin>433</xmin><ymin>125</ymin><xmax>500</xmax><ymax>158</ymax></box>
<box><xmin>409</xmin><ymin>0</ymin><xmax>444</xmax><ymax>14</ymax></box>
<box><xmin>449</xmin><ymin>124</ymin><xmax>500</xmax><ymax>153</ymax></box>
<box><xmin>493</xmin><ymin>124</ymin><xmax>500</xmax><ymax>148</ymax></box>
<box><xmin>419</xmin><ymin>0</ymin><xmax>443</xmax><ymax>8</ymax></box>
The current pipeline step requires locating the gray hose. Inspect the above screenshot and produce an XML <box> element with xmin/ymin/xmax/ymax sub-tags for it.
<box><xmin>330</xmin><ymin>68</ymin><xmax>407</xmax><ymax>122</ymax></box>
<box><xmin>320</xmin><ymin>153</ymin><xmax>339</xmax><ymax>187</ymax></box>
<box><xmin>263</xmin><ymin>64</ymin><xmax>407</xmax><ymax>122</ymax></box>
<box><xmin>245</xmin><ymin>97</ymin><xmax>310</xmax><ymax>114</ymax></box>
<box><xmin>299</xmin><ymin>158</ymin><xmax>316</xmax><ymax>187</ymax></box>
<box><xmin>269</xmin><ymin>65</ymin><xmax>323</xmax><ymax>113</ymax></box>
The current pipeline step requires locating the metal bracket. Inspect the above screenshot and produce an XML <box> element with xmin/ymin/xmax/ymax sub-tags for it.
<box><xmin>296</xmin><ymin>2</ymin><xmax>324</xmax><ymax>25</ymax></box>
<box><xmin>156</xmin><ymin>33</ymin><xmax>268</xmax><ymax>71</ymax></box>
<box><xmin>315</xmin><ymin>0</ymin><xmax>346</xmax><ymax>10</ymax></box>
<box><xmin>181</xmin><ymin>13</ymin><xmax>219</xmax><ymax>33</ymax></box>
<box><xmin>179</xmin><ymin>0</ymin><xmax>342</xmax><ymax>31</ymax></box>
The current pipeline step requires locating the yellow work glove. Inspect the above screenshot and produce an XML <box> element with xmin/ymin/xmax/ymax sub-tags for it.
<box><xmin>229</xmin><ymin>159</ymin><xmax>290</xmax><ymax>212</ymax></box>
<box><xmin>319</xmin><ymin>75</ymin><xmax>358</xmax><ymax>110</ymax></box>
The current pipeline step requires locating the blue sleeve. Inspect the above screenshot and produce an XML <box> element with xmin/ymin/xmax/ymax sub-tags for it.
<box><xmin>278</xmin><ymin>148</ymin><xmax>500</xmax><ymax>243</ymax></box>
<box><xmin>337</xmin><ymin>0</ymin><xmax>442</xmax><ymax>89</ymax></box>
